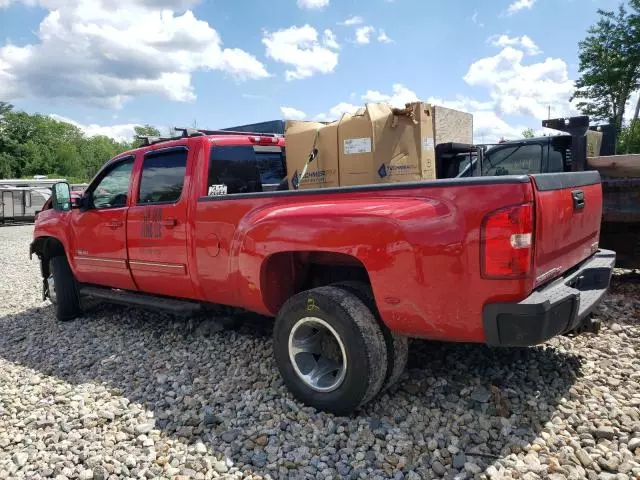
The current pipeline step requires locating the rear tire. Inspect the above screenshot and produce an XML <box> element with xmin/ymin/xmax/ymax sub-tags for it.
<box><xmin>49</xmin><ymin>255</ymin><xmax>81</xmax><ymax>322</ymax></box>
<box><xmin>273</xmin><ymin>286</ymin><xmax>387</xmax><ymax>415</ymax></box>
<box><xmin>333</xmin><ymin>281</ymin><xmax>408</xmax><ymax>391</ymax></box>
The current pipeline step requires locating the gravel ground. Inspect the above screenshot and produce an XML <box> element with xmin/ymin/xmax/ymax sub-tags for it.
<box><xmin>0</xmin><ymin>224</ymin><xmax>639</xmax><ymax>480</ymax></box>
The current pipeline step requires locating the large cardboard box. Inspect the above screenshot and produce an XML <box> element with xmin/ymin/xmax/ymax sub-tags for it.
<box><xmin>284</xmin><ymin>120</ymin><xmax>339</xmax><ymax>189</ymax></box>
<box><xmin>433</xmin><ymin>105</ymin><xmax>473</xmax><ymax>145</ymax></box>
<box><xmin>338</xmin><ymin>102</ymin><xmax>437</xmax><ymax>186</ymax></box>
<box><xmin>586</xmin><ymin>130</ymin><xmax>603</xmax><ymax>158</ymax></box>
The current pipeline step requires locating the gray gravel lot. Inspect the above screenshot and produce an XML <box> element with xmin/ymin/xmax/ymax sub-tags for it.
<box><xmin>0</xmin><ymin>224</ymin><xmax>639</xmax><ymax>480</ymax></box>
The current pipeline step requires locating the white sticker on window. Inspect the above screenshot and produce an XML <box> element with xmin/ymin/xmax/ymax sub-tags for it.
<box><xmin>423</xmin><ymin>137</ymin><xmax>435</xmax><ymax>151</ymax></box>
<box><xmin>344</xmin><ymin>137</ymin><xmax>372</xmax><ymax>154</ymax></box>
<box><xmin>208</xmin><ymin>184</ymin><xmax>228</xmax><ymax>196</ymax></box>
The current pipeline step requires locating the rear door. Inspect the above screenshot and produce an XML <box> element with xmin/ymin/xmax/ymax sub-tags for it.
<box><xmin>126</xmin><ymin>146</ymin><xmax>195</xmax><ymax>298</ymax></box>
<box><xmin>531</xmin><ymin>171</ymin><xmax>602</xmax><ymax>286</ymax></box>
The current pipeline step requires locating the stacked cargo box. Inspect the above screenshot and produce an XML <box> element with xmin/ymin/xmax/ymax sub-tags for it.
<box><xmin>285</xmin><ymin>103</ymin><xmax>473</xmax><ymax>189</ymax></box>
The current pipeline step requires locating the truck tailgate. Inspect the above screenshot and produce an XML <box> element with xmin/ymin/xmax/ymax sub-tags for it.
<box><xmin>531</xmin><ymin>171</ymin><xmax>602</xmax><ymax>287</ymax></box>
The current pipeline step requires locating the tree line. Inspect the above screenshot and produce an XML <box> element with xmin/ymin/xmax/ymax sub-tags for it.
<box><xmin>572</xmin><ymin>0</ymin><xmax>640</xmax><ymax>153</ymax></box>
<box><xmin>0</xmin><ymin>102</ymin><xmax>161</xmax><ymax>182</ymax></box>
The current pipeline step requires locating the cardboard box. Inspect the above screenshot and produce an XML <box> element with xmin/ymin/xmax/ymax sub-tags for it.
<box><xmin>284</xmin><ymin>120</ymin><xmax>339</xmax><ymax>189</ymax></box>
<box><xmin>586</xmin><ymin>130</ymin><xmax>603</xmax><ymax>158</ymax></box>
<box><xmin>338</xmin><ymin>102</ymin><xmax>436</xmax><ymax>186</ymax></box>
<box><xmin>433</xmin><ymin>105</ymin><xmax>473</xmax><ymax>145</ymax></box>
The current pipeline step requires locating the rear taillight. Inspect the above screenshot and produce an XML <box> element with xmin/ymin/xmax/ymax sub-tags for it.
<box><xmin>481</xmin><ymin>203</ymin><xmax>534</xmax><ymax>279</ymax></box>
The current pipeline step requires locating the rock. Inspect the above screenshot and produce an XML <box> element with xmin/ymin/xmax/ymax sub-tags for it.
<box><xmin>255</xmin><ymin>436</ymin><xmax>268</xmax><ymax>447</ymax></box>
<box><xmin>628</xmin><ymin>438</ymin><xmax>640</xmax><ymax>451</ymax></box>
<box><xmin>355</xmin><ymin>452</ymin><xmax>365</xmax><ymax>461</ymax></box>
<box><xmin>134</xmin><ymin>423</ymin><xmax>154</xmax><ymax>434</ymax></box>
<box><xmin>597</xmin><ymin>456</ymin><xmax>620</xmax><ymax>472</ymax></box>
<box><xmin>576</xmin><ymin>449</ymin><xmax>593</xmax><ymax>467</ymax></box>
<box><xmin>485</xmin><ymin>465</ymin><xmax>499</xmax><ymax>478</ymax></box>
<box><xmin>124</xmin><ymin>455</ymin><xmax>137</xmax><ymax>468</ymax></box>
<box><xmin>92</xmin><ymin>467</ymin><xmax>106</xmax><ymax>480</ymax></box>
<box><xmin>593</xmin><ymin>426</ymin><xmax>615</xmax><ymax>440</ymax></box>
<box><xmin>214</xmin><ymin>461</ymin><xmax>228</xmax><ymax>473</ymax></box>
<box><xmin>202</xmin><ymin>406</ymin><xmax>222</xmax><ymax>426</ymax></box>
<box><xmin>251</xmin><ymin>451</ymin><xmax>267</xmax><ymax>468</ymax></box>
<box><xmin>464</xmin><ymin>462</ymin><xmax>482</xmax><ymax>474</ymax></box>
<box><xmin>12</xmin><ymin>452</ymin><xmax>28</xmax><ymax>468</ymax></box>
<box><xmin>195</xmin><ymin>442</ymin><xmax>207</xmax><ymax>454</ymax></box>
<box><xmin>79</xmin><ymin>470</ymin><xmax>93</xmax><ymax>480</ymax></box>
<box><xmin>452</xmin><ymin>453</ymin><xmax>466</xmax><ymax>469</ymax></box>
<box><xmin>471</xmin><ymin>386</ymin><xmax>491</xmax><ymax>403</ymax></box>
<box><xmin>222</xmin><ymin>430</ymin><xmax>239</xmax><ymax>443</ymax></box>
<box><xmin>432</xmin><ymin>460</ymin><xmax>446</xmax><ymax>476</ymax></box>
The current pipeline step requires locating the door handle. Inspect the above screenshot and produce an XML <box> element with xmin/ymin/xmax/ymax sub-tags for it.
<box><xmin>572</xmin><ymin>190</ymin><xmax>585</xmax><ymax>211</ymax></box>
<box><xmin>108</xmin><ymin>220</ymin><xmax>123</xmax><ymax>229</ymax></box>
<box><xmin>161</xmin><ymin>217</ymin><xmax>177</xmax><ymax>228</ymax></box>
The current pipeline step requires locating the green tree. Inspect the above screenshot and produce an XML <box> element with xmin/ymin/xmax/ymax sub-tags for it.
<box><xmin>0</xmin><ymin>108</ymin><xmax>133</xmax><ymax>181</ymax></box>
<box><xmin>522</xmin><ymin>128</ymin><xmax>535</xmax><ymax>138</ymax></box>
<box><xmin>571</xmin><ymin>3</ymin><xmax>640</xmax><ymax>133</ymax></box>
<box><xmin>132</xmin><ymin>124</ymin><xmax>161</xmax><ymax>148</ymax></box>
<box><xmin>618</xmin><ymin>120</ymin><xmax>640</xmax><ymax>153</ymax></box>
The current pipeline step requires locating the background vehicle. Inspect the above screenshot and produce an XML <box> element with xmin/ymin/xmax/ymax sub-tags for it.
<box><xmin>437</xmin><ymin>116</ymin><xmax>640</xmax><ymax>269</ymax></box>
<box><xmin>31</xmin><ymin>128</ymin><xmax>614</xmax><ymax>414</ymax></box>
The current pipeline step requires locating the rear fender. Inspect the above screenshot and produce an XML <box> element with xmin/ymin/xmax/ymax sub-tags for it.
<box><xmin>233</xmin><ymin>197</ymin><xmax>452</xmax><ymax>323</ymax></box>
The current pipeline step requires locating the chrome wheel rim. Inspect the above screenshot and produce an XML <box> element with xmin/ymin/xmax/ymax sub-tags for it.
<box><xmin>288</xmin><ymin>317</ymin><xmax>347</xmax><ymax>392</ymax></box>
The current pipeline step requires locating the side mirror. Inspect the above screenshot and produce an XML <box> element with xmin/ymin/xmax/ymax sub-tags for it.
<box><xmin>51</xmin><ymin>182</ymin><xmax>72</xmax><ymax>212</ymax></box>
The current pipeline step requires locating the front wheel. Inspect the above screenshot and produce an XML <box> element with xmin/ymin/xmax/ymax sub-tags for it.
<box><xmin>273</xmin><ymin>286</ymin><xmax>388</xmax><ymax>415</ymax></box>
<box><xmin>48</xmin><ymin>255</ymin><xmax>81</xmax><ymax>321</ymax></box>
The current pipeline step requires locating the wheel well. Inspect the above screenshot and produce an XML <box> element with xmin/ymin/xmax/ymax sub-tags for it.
<box><xmin>32</xmin><ymin>237</ymin><xmax>66</xmax><ymax>277</ymax></box>
<box><xmin>260</xmin><ymin>251</ymin><xmax>371</xmax><ymax>315</ymax></box>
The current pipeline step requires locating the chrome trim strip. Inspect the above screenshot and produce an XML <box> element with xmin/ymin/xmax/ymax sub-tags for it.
<box><xmin>128</xmin><ymin>260</ymin><xmax>185</xmax><ymax>269</ymax></box>
<box><xmin>75</xmin><ymin>256</ymin><xmax>125</xmax><ymax>264</ymax></box>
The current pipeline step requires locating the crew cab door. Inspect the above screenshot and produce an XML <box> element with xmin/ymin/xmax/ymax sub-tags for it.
<box><xmin>126</xmin><ymin>146</ymin><xmax>195</xmax><ymax>298</ymax></box>
<box><xmin>70</xmin><ymin>157</ymin><xmax>137</xmax><ymax>290</ymax></box>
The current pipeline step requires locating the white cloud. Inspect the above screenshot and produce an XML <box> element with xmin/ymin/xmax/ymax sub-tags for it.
<box><xmin>488</xmin><ymin>34</ymin><xmax>541</xmax><ymax>55</ymax></box>
<box><xmin>262</xmin><ymin>24</ymin><xmax>339</xmax><ymax>81</ymax></box>
<box><xmin>340</xmin><ymin>15</ymin><xmax>363</xmax><ymax>26</ymax></box>
<box><xmin>323</xmin><ymin>29</ymin><xmax>340</xmax><ymax>49</ymax></box>
<box><xmin>297</xmin><ymin>0</ymin><xmax>329</xmax><ymax>9</ymax></box>
<box><xmin>505</xmin><ymin>0</ymin><xmax>536</xmax><ymax>16</ymax></box>
<box><xmin>472</xmin><ymin>111</ymin><xmax>527</xmax><ymax>143</ymax></box>
<box><xmin>362</xmin><ymin>83</ymin><xmax>419</xmax><ymax>107</ymax></box>
<box><xmin>314</xmin><ymin>102</ymin><xmax>360</xmax><ymax>121</ymax></box>
<box><xmin>355</xmin><ymin>26</ymin><xmax>375</xmax><ymax>45</ymax></box>
<box><xmin>472</xmin><ymin>11</ymin><xmax>485</xmax><ymax>28</ymax></box>
<box><xmin>377</xmin><ymin>30</ymin><xmax>392</xmax><ymax>43</ymax></box>
<box><xmin>464</xmin><ymin>46</ymin><xmax>576</xmax><ymax>119</ymax></box>
<box><xmin>49</xmin><ymin>114</ymin><xmax>138</xmax><ymax>142</ymax></box>
<box><xmin>280</xmin><ymin>106</ymin><xmax>307</xmax><ymax>120</ymax></box>
<box><xmin>0</xmin><ymin>0</ymin><xmax>268</xmax><ymax>108</ymax></box>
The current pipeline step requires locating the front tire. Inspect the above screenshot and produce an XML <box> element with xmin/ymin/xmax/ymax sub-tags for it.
<box><xmin>273</xmin><ymin>286</ymin><xmax>387</xmax><ymax>415</ymax></box>
<box><xmin>49</xmin><ymin>255</ymin><xmax>81</xmax><ymax>321</ymax></box>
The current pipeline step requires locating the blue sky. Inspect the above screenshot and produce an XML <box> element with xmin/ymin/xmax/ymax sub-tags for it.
<box><xmin>0</xmin><ymin>0</ymin><xmax>626</xmax><ymax>143</ymax></box>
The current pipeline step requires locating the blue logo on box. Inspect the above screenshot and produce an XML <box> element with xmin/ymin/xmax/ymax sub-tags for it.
<box><xmin>378</xmin><ymin>164</ymin><xmax>387</xmax><ymax>178</ymax></box>
<box><xmin>292</xmin><ymin>170</ymin><xmax>300</xmax><ymax>189</ymax></box>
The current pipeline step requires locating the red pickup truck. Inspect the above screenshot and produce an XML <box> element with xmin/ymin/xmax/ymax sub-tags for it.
<box><xmin>31</xmin><ymin>129</ymin><xmax>615</xmax><ymax>414</ymax></box>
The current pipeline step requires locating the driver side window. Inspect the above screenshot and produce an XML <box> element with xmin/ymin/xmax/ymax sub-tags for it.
<box><xmin>91</xmin><ymin>159</ymin><xmax>134</xmax><ymax>209</ymax></box>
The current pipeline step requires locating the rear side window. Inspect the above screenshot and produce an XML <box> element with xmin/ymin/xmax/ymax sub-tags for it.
<box><xmin>208</xmin><ymin>146</ymin><xmax>264</xmax><ymax>195</ymax></box>
<box><xmin>253</xmin><ymin>145</ymin><xmax>286</xmax><ymax>185</ymax></box>
<box><xmin>138</xmin><ymin>149</ymin><xmax>187</xmax><ymax>204</ymax></box>
<box><xmin>483</xmin><ymin>144</ymin><xmax>542</xmax><ymax>176</ymax></box>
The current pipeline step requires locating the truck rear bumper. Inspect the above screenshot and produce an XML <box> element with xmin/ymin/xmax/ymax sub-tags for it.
<box><xmin>483</xmin><ymin>249</ymin><xmax>616</xmax><ymax>347</ymax></box>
